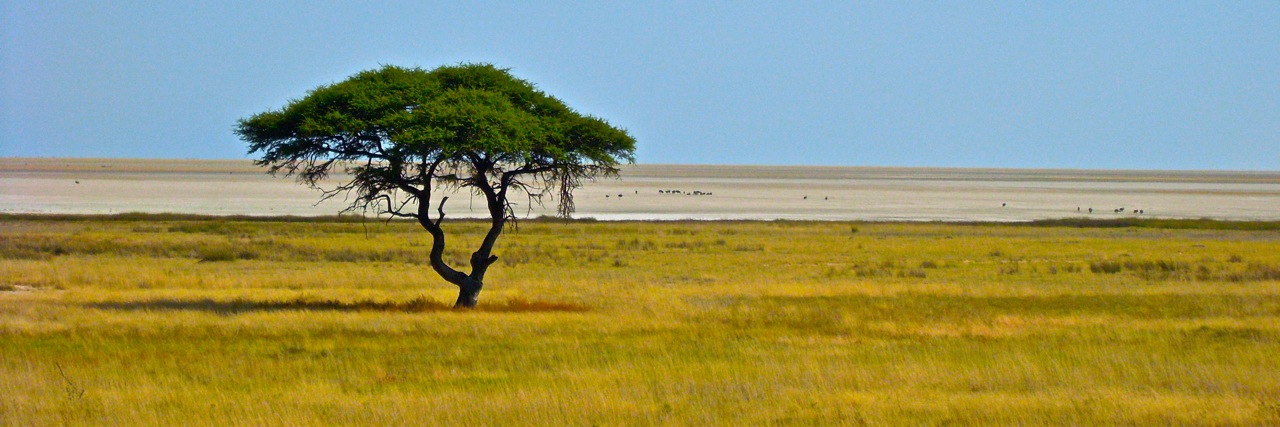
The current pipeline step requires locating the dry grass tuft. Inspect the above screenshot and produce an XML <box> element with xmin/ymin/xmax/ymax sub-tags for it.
<box><xmin>85</xmin><ymin>296</ymin><xmax>587</xmax><ymax>314</ymax></box>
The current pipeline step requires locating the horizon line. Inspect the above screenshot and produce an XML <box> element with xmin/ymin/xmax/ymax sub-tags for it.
<box><xmin>1</xmin><ymin>156</ymin><xmax>1277</xmax><ymax>174</ymax></box>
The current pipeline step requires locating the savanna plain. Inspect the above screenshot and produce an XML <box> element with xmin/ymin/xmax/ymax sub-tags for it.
<box><xmin>3</xmin><ymin>215</ymin><xmax>1280</xmax><ymax>425</ymax></box>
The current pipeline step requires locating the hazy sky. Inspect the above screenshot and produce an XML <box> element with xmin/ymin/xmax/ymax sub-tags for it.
<box><xmin>2</xmin><ymin>1</ymin><xmax>1278</xmax><ymax>170</ymax></box>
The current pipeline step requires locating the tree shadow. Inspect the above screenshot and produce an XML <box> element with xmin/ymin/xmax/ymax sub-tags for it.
<box><xmin>85</xmin><ymin>296</ymin><xmax>588</xmax><ymax>315</ymax></box>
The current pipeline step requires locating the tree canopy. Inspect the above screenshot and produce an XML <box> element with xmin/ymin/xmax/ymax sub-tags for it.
<box><xmin>236</xmin><ymin>63</ymin><xmax>636</xmax><ymax>307</ymax></box>
<box><xmin>237</xmin><ymin>64</ymin><xmax>635</xmax><ymax>218</ymax></box>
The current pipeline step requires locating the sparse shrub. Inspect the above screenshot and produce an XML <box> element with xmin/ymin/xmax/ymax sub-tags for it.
<box><xmin>1090</xmin><ymin>260</ymin><xmax>1123</xmax><ymax>274</ymax></box>
<box><xmin>616</xmin><ymin>238</ymin><xmax>656</xmax><ymax>251</ymax></box>
<box><xmin>900</xmin><ymin>269</ymin><xmax>927</xmax><ymax>278</ymax></box>
<box><xmin>854</xmin><ymin>264</ymin><xmax>884</xmax><ymax>277</ymax></box>
<box><xmin>496</xmin><ymin>297</ymin><xmax>590</xmax><ymax>313</ymax></box>
<box><xmin>1083</xmin><ymin>257</ymin><xmax>1280</xmax><ymax>281</ymax></box>
<box><xmin>170</xmin><ymin>222</ymin><xmax>237</xmax><ymax>235</ymax></box>
<box><xmin>920</xmin><ymin>260</ymin><xmax>939</xmax><ymax>269</ymax></box>
<box><xmin>196</xmin><ymin>245</ymin><xmax>258</xmax><ymax>262</ymax></box>
<box><xmin>1196</xmin><ymin>265</ymin><xmax>1214</xmax><ymax>281</ymax></box>
<box><xmin>850</xmin><ymin>226</ymin><xmax>859</xmax><ymax>234</ymax></box>
<box><xmin>822</xmin><ymin>267</ymin><xmax>846</xmax><ymax>279</ymax></box>
<box><xmin>1229</xmin><ymin>254</ymin><xmax>1244</xmax><ymax>263</ymax></box>
<box><xmin>669</xmin><ymin>228</ymin><xmax>695</xmax><ymax>236</ymax></box>
<box><xmin>0</xmin><ymin>236</ymin><xmax>76</xmax><ymax>260</ymax></box>
<box><xmin>1244</xmin><ymin>263</ymin><xmax>1280</xmax><ymax>281</ymax></box>
<box><xmin>1086</xmin><ymin>259</ymin><xmax>1198</xmax><ymax>280</ymax></box>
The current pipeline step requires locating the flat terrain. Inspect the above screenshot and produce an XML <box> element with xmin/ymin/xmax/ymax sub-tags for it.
<box><xmin>4</xmin><ymin>158</ymin><xmax>1279</xmax><ymax>220</ymax></box>
<box><xmin>3</xmin><ymin>215</ymin><xmax>1280</xmax><ymax>425</ymax></box>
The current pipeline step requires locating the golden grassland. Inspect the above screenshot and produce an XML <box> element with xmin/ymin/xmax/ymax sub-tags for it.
<box><xmin>2</xmin><ymin>214</ymin><xmax>1280</xmax><ymax>425</ymax></box>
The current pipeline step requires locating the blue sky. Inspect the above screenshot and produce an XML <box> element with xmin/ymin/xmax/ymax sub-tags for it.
<box><xmin>2</xmin><ymin>1</ymin><xmax>1277</xmax><ymax>170</ymax></box>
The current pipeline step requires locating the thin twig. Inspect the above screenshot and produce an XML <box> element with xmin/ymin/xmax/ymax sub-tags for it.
<box><xmin>54</xmin><ymin>362</ymin><xmax>85</xmax><ymax>400</ymax></box>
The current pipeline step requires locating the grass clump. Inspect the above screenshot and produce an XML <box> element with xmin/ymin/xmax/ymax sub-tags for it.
<box><xmin>1090</xmin><ymin>258</ymin><xmax>1280</xmax><ymax>282</ymax></box>
<box><xmin>195</xmin><ymin>245</ymin><xmax>258</xmax><ymax>262</ymax></box>
<box><xmin>1026</xmin><ymin>217</ymin><xmax>1280</xmax><ymax>231</ymax></box>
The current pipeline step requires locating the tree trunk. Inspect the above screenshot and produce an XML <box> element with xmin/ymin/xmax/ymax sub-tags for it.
<box><xmin>454</xmin><ymin>283</ymin><xmax>482</xmax><ymax>309</ymax></box>
<box><xmin>419</xmin><ymin>184</ymin><xmax>505</xmax><ymax>309</ymax></box>
<box><xmin>453</xmin><ymin>251</ymin><xmax>496</xmax><ymax>309</ymax></box>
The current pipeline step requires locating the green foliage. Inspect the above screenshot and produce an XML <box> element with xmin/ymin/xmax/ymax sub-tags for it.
<box><xmin>235</xmin><ymin>64</ymin><xmax>636</xmax><ymax>218</ymax></box>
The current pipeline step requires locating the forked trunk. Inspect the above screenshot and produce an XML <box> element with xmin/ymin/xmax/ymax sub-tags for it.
<box><xmin>419</xmin><ymin>188</ymin><xmax>505</xmax><ymax>309</ymax></box>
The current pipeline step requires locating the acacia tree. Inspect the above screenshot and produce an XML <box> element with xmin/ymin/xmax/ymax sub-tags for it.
<box><xmin>236</xmin><ymin>64</ymin><xmax>636</xmax><ymax>308</ymax></box>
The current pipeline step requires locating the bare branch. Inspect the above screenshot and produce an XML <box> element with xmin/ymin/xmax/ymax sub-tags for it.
<box><xmin>435</xmin><ymin>196</ymin><xmax>449</xmax><ymax>227</ymax></box>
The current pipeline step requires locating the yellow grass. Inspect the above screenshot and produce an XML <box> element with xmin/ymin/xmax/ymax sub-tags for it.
<box><xmin>2</xmin><ymin>215</ymin><xmax>1279</xmax><ymax>425</ymax></box>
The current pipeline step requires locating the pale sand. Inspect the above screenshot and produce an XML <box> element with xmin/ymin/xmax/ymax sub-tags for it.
<box><xmin>3</xmin><ymin>158</ymin><xmax>1278</xmax><ymax>221</ymax></box>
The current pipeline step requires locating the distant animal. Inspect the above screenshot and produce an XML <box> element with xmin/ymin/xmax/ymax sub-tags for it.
<box><xmin>803</xmin><ymin>196</ymin><xmax>808</xmax><ymax>200</ymax></box>
<box><xmin>1089</xmin><ymin>208</ymin><xmax>1093</xmax><ymax>213</ymax></box>
<box><xmin>74</xmin><ymin>180</ymin><xmax>80</xmax><ymax>184</ymax></box>
<box><xmin>1002</xmin><ymin>203</ymin><xmax>1006</xmax><ymax>207</ymax></box>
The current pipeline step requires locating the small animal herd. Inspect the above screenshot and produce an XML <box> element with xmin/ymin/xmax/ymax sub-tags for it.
<box><xmin>618</xmin><ymin>191</ymin><xmax>1153</xmax><ymax>215</ymax></box>
<box><xmin>608</xmin><ymin>190</ymin><xmax>713</xmax><ymax>198</ymax></box>
<box><xmin>658</xmin><ymin>189</ymin><xmax>713</xmax><ymax>196</ymax></box>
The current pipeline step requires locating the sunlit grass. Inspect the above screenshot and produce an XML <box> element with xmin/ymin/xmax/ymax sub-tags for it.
<box><xmin>2</xmin><ymin>214</ymin><xmax>1279</xmax><ymax>425</ymax></box>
